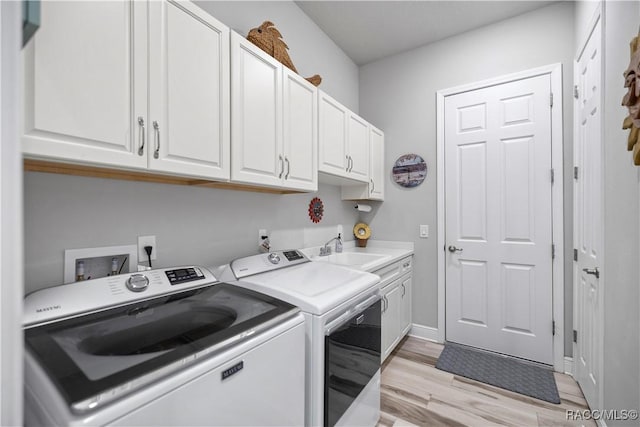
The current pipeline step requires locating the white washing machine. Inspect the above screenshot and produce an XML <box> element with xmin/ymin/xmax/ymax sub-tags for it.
<box><xmin>23</xmin><ymin>266</ymin><xmax>305</xmax><ymax>426</ymax></box>
<box><xmin>218</xmin><ymin>250</ymin><xmax>382</xmax><ymax>427</ymax></box>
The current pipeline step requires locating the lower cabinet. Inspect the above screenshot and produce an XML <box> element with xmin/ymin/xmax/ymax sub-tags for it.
<box><xmin>377</xmin><ymin>256</ymin><xmax>413</xmax><ymax>362</ymax></box>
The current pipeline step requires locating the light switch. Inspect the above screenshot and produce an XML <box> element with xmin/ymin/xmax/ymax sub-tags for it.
<box><xmin>419</xmin><ymin>225</ymin><xmax>429</xmax><ymax>238</ymax></box>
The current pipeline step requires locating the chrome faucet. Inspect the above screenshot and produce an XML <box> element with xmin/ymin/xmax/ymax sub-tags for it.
<box><xmin>320</xmin><ymin>234</ymin><xmax>342</xmax><ymax>256</ymax></box>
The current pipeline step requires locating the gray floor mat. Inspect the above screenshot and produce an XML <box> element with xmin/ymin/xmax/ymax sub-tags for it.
<box><xmin>435</xmin><ymin>343</ymin><xmax>561</xmax><ymax>404</ymax></box>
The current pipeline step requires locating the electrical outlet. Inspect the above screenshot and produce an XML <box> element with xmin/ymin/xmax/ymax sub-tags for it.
<box><xmin>138</xmin><ymin>235</ymin><xmax>157</xmax><ymax>263</ymax></box>
<box><xmin>419</xmin><ymin>225</ymin><xmax>429</xmax><ymax>238</ymax></box>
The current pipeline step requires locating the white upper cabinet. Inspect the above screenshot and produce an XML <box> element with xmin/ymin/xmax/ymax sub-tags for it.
<box><xmin>22</xmin><ymin>1</ymin><xmax>148</xmax><ymax>169</ymax></box>
<box><xmin>318</xmin><ymin>91</ymin><xmax>369</xmax><ymax>184</ymax></box>
<box><xmin>368</xmin><ymin>126</ymin><xmax>385</xmax><ymax>200</ymax></box>
<box><xmin>318</xmin><ymin>92</ymin><xmax>349</xmax><ymax>177</ymax></box>
<box><xmin>23</xmin><ymin>0</ymin><xmax>231</xmax><ymax>180</ymax></box>
<box><xmin>341</xmin><ymin>124</ymin><xmax>385</xmax><ymax>201</ymax></box>
<box><xmin>231</xmin><ymin>32</ymin><xmax>317</xmax><ymax>191</ymax></box>
<box><xmin>282</xmin><ymin>68</ymin><xmax>318</xmax><ymax>192</ymax></box>
<box><xmin>148</xmin><ymin>1</ymin><xmax>230</xmax><ymax>180</ymax></box>
<box><xmin>347</xmin><ymin>114</ymin><xmax>370</xmax><ymax>181</ymax></box>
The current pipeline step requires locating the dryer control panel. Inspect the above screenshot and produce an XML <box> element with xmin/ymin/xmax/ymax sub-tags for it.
<box><xmin>229</xmin><ymin>250</ymin><xmax>309</xmax><ymax>279</ymax></box>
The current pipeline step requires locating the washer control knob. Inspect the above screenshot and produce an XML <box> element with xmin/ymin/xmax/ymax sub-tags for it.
<box><xmin>268</xmin><ymin>253</ymin><xmax>281</xmax><ymax>265</ymax></box>
<box><xmin>126</xmin><ymin>274</ymin><xmax>149</xmax><ymax>292</ymax></box>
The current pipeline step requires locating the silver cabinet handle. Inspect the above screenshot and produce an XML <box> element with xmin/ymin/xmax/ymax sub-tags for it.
<box><xmin>583</xmin><ymin>267</ymin><xmax>600</xmax><ymax>279</ymax></box>
<box><xmin>137</xmin><ymin>117</ymin><xmax>145</xmax><ymax>156</ymax></box>
<box><xmin>401</xmin><ymin>283</ymin><xmax>406</xmax><ymax>297</ymax></box>
<box><xmin>345</xmin><ymin>155</ymin><xmax>350</xmax><ymax>172</ymax></box>
<box><xmin>153</xmin><ymin>121</ymin><xmax>160</xmax><ymax>159</ymax></box>
<box><xmin>448</xmin><ymin>245</ymin><xmax>463</xmax><ymax>253</ymax></box>
<box><xmin>278</xmin><ymin>155</ymin><xmax>284</xmax><ymax>178</ymax></box>
<box><xmin>349</xmin><ymin>156</ymin><xmax>353</xmax><ymax>172</ymax></box>
<box><xmin>285</xmin><ymin>157</ymin><xmax>290</xmax><ymax>179</ymax></box>
<box><xmin>370</xmin><ymin>178</ymin><xmax>375</xmax><ymax>192</ymax></box>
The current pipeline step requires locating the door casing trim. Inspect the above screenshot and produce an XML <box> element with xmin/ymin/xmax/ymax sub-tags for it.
<box><xmin>436</xmin><ymin>63</ymin><xmax>565</xmax><ymax>371</ymax></box>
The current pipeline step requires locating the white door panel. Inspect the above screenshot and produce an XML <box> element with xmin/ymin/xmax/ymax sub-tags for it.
<box><xmin>283</xmin><ymin>69</ymin><xmax>317</xmax><ymax>191</ymax></box>
<box><xmin>347</xmin><ymin>114</ymin><xmax>369</xmax><ymax>182</ymax></box>
<box><xmin>148</xmin><ymin>0</ymin><xmax>230</xmax><ymax>179</ymax></box>
<box><xmin>445</xmin><ymin>74</ymin><xmax>553</xmax><ymax>364</ymax></box>
<box><xmin>23</xmin><ymin>1</ymin><xmax>147</xmax><ymax>168</ymax></box>
<box><xmin>574</xmin><ymin>17</ymin><xmax>602</xmax><ymax>410</ymax></box>
<box><xmin>231</xmin><ymin>34</ymin><xmax>282</xmax><ymax>187</ymax></box>
<box><xmin>318</xmin><ymin>92</ymin><xmax>348</xmax><ymax>177</ymax></box>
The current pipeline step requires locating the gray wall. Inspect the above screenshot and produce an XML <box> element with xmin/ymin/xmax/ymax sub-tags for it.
<box><xmin>600</xmin><ymin>0</ymin><xmax>640</xmax><ymax>421</ymax></box>
<box><xmin>195</xmin><ymin>0</ymin><xmax>359</xmax><ymax>112</ymax></box>
<box><xmin>358</xmin><ymin>2</ymin><xmax>576</xmax><ymax>354</ymax></box>
<box><xmin>23</xmin><ymin>0</ymin><xmax>360</xmax><ymax>293</ymax></box>
<box><xmin>24</xmin><ymin>174</ymin><xmax>358</xmax><ymax>292</ymax></box>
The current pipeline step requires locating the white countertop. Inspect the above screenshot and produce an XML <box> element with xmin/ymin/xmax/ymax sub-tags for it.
<box><xmin>300</xmin><ymin>240</ymin><xmax>414</xmax><ymax>273</ymax></box>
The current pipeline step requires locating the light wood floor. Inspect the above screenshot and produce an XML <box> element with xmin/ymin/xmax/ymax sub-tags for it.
<box><xmin>378</xmin><ymin>337</ymin><xmax>595</xmax><ymax>427</ymax></box>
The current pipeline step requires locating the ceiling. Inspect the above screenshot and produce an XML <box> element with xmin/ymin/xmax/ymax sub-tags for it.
<box><xmin>295</xmin><ymin>1</ymin><xmax>558</xmax><ymax>66</ymax></box>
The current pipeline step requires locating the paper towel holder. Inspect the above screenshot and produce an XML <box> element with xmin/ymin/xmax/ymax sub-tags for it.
<box><xmin>354</xmin><ymin>204</ymin><xmax>372</xmax><ymax>213</ymax></box>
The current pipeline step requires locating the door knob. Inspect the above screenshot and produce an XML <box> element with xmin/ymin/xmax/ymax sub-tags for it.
<box><xmin>582</xmin><ymin>267</ymin><xmax>600</xmax><ymax>279</ymax></box>
<box><xmin>448</xmin><ymin>245</ymin><xmax>463</xmax><ymax>253</ymax></box>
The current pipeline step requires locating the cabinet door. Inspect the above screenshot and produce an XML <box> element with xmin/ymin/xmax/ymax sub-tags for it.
<box><xmin>382</xmin><ymin>283</ymin><xmax>401</xmax><ymax>361</ymax></box>
<box><xmin>347</xmin><ymin>114</ymin><xmax>369</xmax><ymax>182</ymax></box>
<box><xmin>369</xmin><ymin>126</ymin><xmax>385</xmax><ymax>200</ymax></box>
<box><xmin>282</xmin><ymin>68</ymin><xmax>317</xmax><ymax>191</ymax></box>
<box><xmin>148</xmin><ymin>0</ymin><xmax>230</xmax><ymax>180</ymax></box>
<box><xmin>318</xmin><ymin>91</ymin><xmax>348</xmax><ymax>177</ymax></box>
<box><xmin>22</xmin><ymin>1</ymin><xmax>147</xmax><ymax>169</ymax></box>
<box><xmin>400</xmin><ymin>276</ymin><xmax>412</xmax><ymax>336</ymax></box>
<box><xmin>231</xmin><ymin>33</ymin><xmax>283</xmax><ymax>187</ymax></box>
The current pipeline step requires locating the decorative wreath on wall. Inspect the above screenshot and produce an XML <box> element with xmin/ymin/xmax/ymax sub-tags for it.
<box><xmin>623</xmin><ymin>32</ymin><xmax>640</xmax><ymax>164</ymax></box>
<box><xmin>308</xmin><ymin>197</ymin><xmax>324</xmax><ymax>223</ymax></box>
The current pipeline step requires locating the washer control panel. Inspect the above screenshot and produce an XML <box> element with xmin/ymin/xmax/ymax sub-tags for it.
<box><xmin>165</xmin><ymin>267</ymin><xmax>205</xmax><ymax>285</ymax></box>
<box><xmin>230</xmin><ymin>250</ymin><xmax>309</xmax><ymax>279</ymax></box>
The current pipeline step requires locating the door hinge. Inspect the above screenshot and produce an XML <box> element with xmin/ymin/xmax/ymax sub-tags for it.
<box><xmin>552</xmin><ymin>320</ymin><xmax>556</xmax><ymax>336</ymax></box>
<box><xmin>573</xmin><ymin>329</ymin><xmax>578</xmax><ymax>343</ymax></box>
<box><xmin>550</xmin><ymin>168</ymin><xmax>555</xmax><ymax>184</ymax></box>
<box><xmin>574</xmin><ymin>85</ymin><xmax>579</xmax><ymax>99</ymax></box>
<box><xmin>574</xmin><ymin>166</ymin><xmax>579</xmax><ymax>180</ymax></box>
<box><xmin>550</xmin><ymin>92</ymin><xmax>554</xmax><ymax>107</ymax></box>
<box><xmin>573</xmin><ymin>248</ymin><xmax>578</xmax><ymax>261</ymax></box>
<box><xmin>552</xmin><ymin>244</ymin><xmax>556</xmax><ymax>259</ymax></box>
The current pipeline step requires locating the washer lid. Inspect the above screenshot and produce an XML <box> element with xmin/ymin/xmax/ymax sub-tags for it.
<box><xmin>230</xmin><ymin>262</ymin><xmax>381</xmax><ymax>315</ymax></box>
<box><xmin>24</xmin><ymin>282</ymin><xmax>299</xmax><ymax>413</ymax></box>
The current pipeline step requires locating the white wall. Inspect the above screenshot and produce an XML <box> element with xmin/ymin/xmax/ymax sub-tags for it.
<box><xmin>600</xmin><ymin>0</ymin><xmax>640</xmax><ymax>420</ymax></box>
<box><xmin>1</xmin><ymin>1</ymin><xmax>23</xmax><ymax>424</ymax></box>
<box><xmin>195</xmin><ymin>0</ymin><xmax>359</xmax><ymax>112</ymax></box>
<box><xmin>358</xmin><ymin>2</ymin><xmax>575</xmax><ymax>354</ymax></box>
<box><xmin>23</xmin><ymin>0</ymin><xmax>360</xmax><ymax>292</ymax></box>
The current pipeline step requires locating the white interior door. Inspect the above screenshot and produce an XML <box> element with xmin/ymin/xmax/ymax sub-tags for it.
<box><xmin>574</xmin><ymin>15</ymin><xmax>602</xmax><ymax>410</ymax></box>
<box><xmin>444</xmin><ymin>74</ymin><xmax>554</xmax><ymax>364</ymax></box>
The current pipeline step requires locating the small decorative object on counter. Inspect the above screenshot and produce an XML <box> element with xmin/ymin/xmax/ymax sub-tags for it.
<box><xmin>622</xmin><ymin>31</ymin><xmax>640</xmax><ymax>164</ymax></box>
<box><xmin>392</xmin><ymin>154</ymin><xmax>427</xmax><ymax>188</ymax></box>
<box><xmin>353</xmin><ymin>223</ymin><xmax>371</xmax><ymax>248</ymax></box>
<box><xmin>335</xmin><ymin>233</ymin><xmax>343</xmax><ymax>253</ymax></box>
<box><xmin>308</xmin><ymin>197</ymin><xmax>324</xmax><ymax>223</ymax></box>
<box><xmin>76</xmin><ymin>260</ymin><xmax>85</xmax><ymax>282</ymax></box>
<box><xmin>246</xmin><ymin>21</ymin><xmax>322</xmax><ymax>87</ymax></box>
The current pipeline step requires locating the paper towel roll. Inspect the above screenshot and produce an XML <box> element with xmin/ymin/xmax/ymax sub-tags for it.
<box><xmin>355</xmin><ymin>204</ymin><xmax>372</xmax><ymax>213</ymax></box>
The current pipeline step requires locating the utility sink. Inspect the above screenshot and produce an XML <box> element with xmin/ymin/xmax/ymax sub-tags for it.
<box><xmin>311</xmin><ymin>252</ymin><xmax>389</xmax><ymax>268</ymax></box>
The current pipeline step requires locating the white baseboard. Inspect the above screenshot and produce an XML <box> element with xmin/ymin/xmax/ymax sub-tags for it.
<box><xmin>408</xmin><ymin>324</ymin><xmax>440</xmax><ymax>342</ymax></box>
<box><xmin>564</xmin><ymin>356</ymin><xmax>573</xmax><ymax>375</ymax></box>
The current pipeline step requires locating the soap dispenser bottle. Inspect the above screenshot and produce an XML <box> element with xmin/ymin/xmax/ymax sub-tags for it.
<box><xmin>335</xmin><ymin>233</ymin><xmax>343</xmax><ymax>253</ymax></box>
